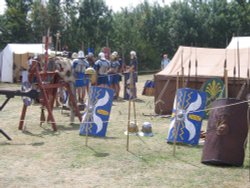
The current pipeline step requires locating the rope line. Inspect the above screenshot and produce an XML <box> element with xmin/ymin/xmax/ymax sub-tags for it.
<box><xmin>1</xmin><ymin>98</ymin><xmax>249</xmax><ymax>126</ymax></box>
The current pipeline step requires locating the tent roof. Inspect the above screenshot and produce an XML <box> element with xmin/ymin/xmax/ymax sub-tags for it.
<box><xmin>227</xmin><ymin>36</ymin><xmax>250</xmax><ymax>49</ymax></box>
<box><xmin>156</xmin><ymin>46</ymin><xmax>250</xmax><ymax>79</ymax></box>
<box><xmin>6</xmin><ymin>43</ymin><xmax>44</xmax><ymax>54</ymax></box>
<box><xmin>0</xmin><ymin>43</ymin><xmax>45</xmax><ymax>82</ymax></box>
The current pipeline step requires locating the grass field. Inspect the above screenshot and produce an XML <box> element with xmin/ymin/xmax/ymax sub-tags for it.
<box><xmin>0</xmin><ymin>74</ymin><xmax>249</xmax><ymax>188</ymax></box>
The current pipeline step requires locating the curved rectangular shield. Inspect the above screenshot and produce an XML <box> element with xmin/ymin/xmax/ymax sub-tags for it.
<box><xmin>167</xmin><ymin>88</ymin><xmax>207</xmax><ymax>145</ymax></box>
<box><xmin>79</xmin><ymin>86</ymin><xmax>114</xmax><ymax>137</ymax></box>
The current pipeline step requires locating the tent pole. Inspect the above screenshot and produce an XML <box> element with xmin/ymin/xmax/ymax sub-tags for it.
<box><xmin>181</xmin><ymin>48</ymin><xmax>184</xmax><ymax>88</ymax></box>
<box><xmin>224</xmin><ymin>69</ymin><xmax>228</xmax><ymax>98</ymax></box>
<box><xmin>237</xmin><ymin>38</ymin><xmax>240</xmax><ymax>78</ymax></box>
<box><xmin>173</xmin><ymin>72</ymin><xmax>179</xmax><ymax>156</ymax></box>
<box><xmin>224</xmin><ymin>49</ymin><xmax>228</xmax><ymax>98</ymax></box>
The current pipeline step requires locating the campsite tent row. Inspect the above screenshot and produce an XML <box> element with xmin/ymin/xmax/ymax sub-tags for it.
<box><xmin>0</xmin><ymin>43</ymin><xmax>45</xmax><ymax>83</ymax></box>
<box><xmin>154</xmin><ymin>36</ymin><xmax>250</xmax><ymax>114</ymax></box>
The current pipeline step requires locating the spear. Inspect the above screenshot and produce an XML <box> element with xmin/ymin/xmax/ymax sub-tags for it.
<box><xmin>181</xmin><ymin>48</ymin><xmax>184</xmax><ymax>88</ymax></box>
<box><xmin>44</xmin><ymin>28</ymin><xmax>50</xmax><ymax>73</ymax></box>
<box><xmin>173</xmin><ymin>72</ymin><xmax>179</xmax><ymax>156</ymax></box>
<box><xmin>237</xmin><ymin>37</ymin><xmax>240</xmax><ymax>78</ymax></box>
<box><xmin>185</xmin><ymin>47</ymin><xmax>192</xmax><ymax>88</ymax></box>
<box><xmin>195</xmin><ymin>48</ymin><xmax>198</xmax><ymax>89</ymax></box>
<box><xmin>224</xmin><ymin>49</ymin><xmax>228</xmax><ymax>98</ymax></box>
<box><xmin>234</xmin><ymin>45</ymin><xmax>237</xmax><ymax>89</ymax></box>
<box><xmin>247</xmin><ymin>48</ymin><xmax>250</xmax><ymax>93</ymax></box>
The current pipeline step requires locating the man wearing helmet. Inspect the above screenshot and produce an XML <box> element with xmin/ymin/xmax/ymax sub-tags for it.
<box><xmin>94</xmin><ymin>52</ymin><xmax>110</xmax><ymax>88</ymax></box>
<box><xmin>108</xmin><ymin>52</ymin><xmax>121</xmax><ymax>99</ymax></box>
<box><xmin>72</xmin><ymin>50</ymin><xmax>89</xmax><ymax>103</ymax></box>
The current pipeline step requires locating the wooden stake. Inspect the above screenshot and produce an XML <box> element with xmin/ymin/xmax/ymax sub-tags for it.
<box><xmin>126</xmin><ymin>71</ymin><xmax>137</xmax><ymax>151</ymax></box>
<box><xmin>224</xmin><ymin>69</ymin><xmax>228</xmax><ymax>98</ymax></box>
<box><xmin>85</xmin><ymin>82</ymin><xmax>92</xmax><ymax>147</ymax></box>
<box><xmin>237</xmin><ymin>38</ymin><xmax>240</xmax><ymax>78</ymax></box>
<box><xmin>181</xmin><ymin>48</ymin><xmax>184</xmax><ymax>88</ymax></box>
<box><xmin>173</xmin><ymin>72</ymin><xmax>179</xmax><ymax>156</ymax></box>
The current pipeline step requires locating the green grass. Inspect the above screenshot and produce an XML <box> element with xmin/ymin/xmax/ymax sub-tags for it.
<box><xmin>0</xmin><ymin>75</ymin><xmax>249</xmax><ymax>187</ymax></box>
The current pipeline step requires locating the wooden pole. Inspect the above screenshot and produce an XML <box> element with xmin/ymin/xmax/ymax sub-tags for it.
<box><xmin>186</xmin><ymin>60</ymin><xmax>191</xmax><ymax>88</ymax></box>
<box><xmin>173</xmin><ymin>72</ymin><xmax>179</xmax><ymax>156</ymax></box>
<box><xmin>126</xmin><ymin>96</ymin><xmax>131</xmax><ymax>151</ymax></box>
<box><xmin>224</xmin><ymin>49</ymin><xmax>228</xmax><ymax>98</ymax></box>
<box><xmin>195</xmin><ymin>59</ymin><xmax>198</xmax><ymax>89</ymax></box>
<box><xmin>237</xmin><ymin>38</ymin><xmax>240</xmax><ymax>78</ymax></box>
<box><xmin>234</xmin><ymin>38</ymin><xmax>237</xmax><ymax>88</ymax></box>
<box><xmin>224</xmin><ymin>69</ymin><xmax>228</xmax><ymax>98</ymax></box>
<box><xmin>181</xmin><ymin>48</ymin><xmax>184</xmax><ymax>88</ymax></box>
<box><xmin>126</xmin><ymin>71</ymin><xmax>135</xmax><ymax>151</ymax></box>
<box><xmin>85</xmin><ymin>82</ymin><xmax>92</xmax><ymax>146</ymax></box>
<box><xmin>247</xmin><ymin>48</ymin><xmax>250</xmax><ymax>93</ymax></box>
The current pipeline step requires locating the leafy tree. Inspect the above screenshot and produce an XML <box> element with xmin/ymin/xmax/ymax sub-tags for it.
<box><xmin>77</xmin><ymin>0</ymin><xmax>112</xmax><ymax>53</ymax></box>
<box><xmin>29</xmin><ymin>0</ymin><xmax>49</xmax><ymax>43</ymax></box>
<box><xmin>60</xmin><ymin>0</ymin><xmax>79</xmax><ymax>51</ymax></box>
<box><xmin>47</xmin><ymin>0</ymin><xmax>64</xmax><ymax>49</ymax></box>
<box><xmin>0</xmin><ymin>0</ymin><xmax>249</xmax><ymax>71</ymax></box>
<box><xmin>3</xmin><ymin>0</ymin><xmax>33</xmax><ymax>43</ymax></box>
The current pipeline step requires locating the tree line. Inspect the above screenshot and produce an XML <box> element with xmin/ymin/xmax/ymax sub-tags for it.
<box><xmin>0</xmin><ymin>0</ymin><xmax>249</xmax><ymax>71</ymax></box>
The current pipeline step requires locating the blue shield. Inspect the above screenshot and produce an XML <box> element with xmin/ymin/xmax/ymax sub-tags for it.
<box><xmin>167</xmin><ymin>88</ymin><xmax>206</xmax><ymax>145</ymax></box>
<box><xmin>79</xmin><ymin>86</ymin><xmax>114</xmax><ymax>137</ymax></box>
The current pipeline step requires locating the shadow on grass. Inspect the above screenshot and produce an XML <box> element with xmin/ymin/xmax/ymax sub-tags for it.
<box><xmin>127</xmin><ymin>150</ymin><xmax>149</xmax><ymax>163</ymax></box>
<box><xmin>79</xmin><ymin>134</ymin><xmax>119</xmax><ymax>140</ymax></box>
<box><xmin>175</xmin><ymin>155</ymin><xmax>200</xmax><ymax>168</ymax></box>
<box><xmin>22</xmin><ymin>130</ymin><xmax>45</xmax><ymax>138</ymax></box>
<box><xmin>0</xmin><ymin>141</ymin><xmax>45</xmax><ymax>146</ymax></box>
<box><xmin>56</xmin><ymin>123</ymin><xmax>80</xmax><ymax>131</ymax></box>
<box><xmin>87</xmin><ymin>146</ymin><xmax>110</xmax><ymax>158</ymax></box>
<box><xmin>167</xmin><ymin>141</ymin><xmax>204</xmax><ymax>149</ymax></box>
<box><xmin>134</xmin><ymin>98</ymin><xmax>145</xmax><ymax>103</ymax></box>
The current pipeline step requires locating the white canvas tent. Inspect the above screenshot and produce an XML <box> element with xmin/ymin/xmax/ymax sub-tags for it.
<box><xmin>0</xmin><ymin>43</ymin><xmax>44</xmax><ymax>83</ymax></box>
<box><xmin>157</xmin><ymin>46</ymin><xmax>250</xmax><ymax>79</ymax></box>
<box><xmin>227</xmin><ymin>36</ymin><xmax>250</xmax><ymax>49</ymax></box>
<box><xmin>154</xmin><ymin>45</ymin><xmax>250</xmax><ymax>114</ymax></box>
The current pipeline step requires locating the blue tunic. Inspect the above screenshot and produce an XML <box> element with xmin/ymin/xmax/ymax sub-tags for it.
<box><xmin>94</xmin><ymin>59</ymin><xmax>110</xmax><ymax>85</ymax></box>
<box><xmin>110</xmin><ymin>60</ymin><xmax>121</xmax><ymax>84</ymax></box>
<box><xmin>72</xmin><ymin>59</ymin><xmax>89</xmax><ymax>87</ymax></box>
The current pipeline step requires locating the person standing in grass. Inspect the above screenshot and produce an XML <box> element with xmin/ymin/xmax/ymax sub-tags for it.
<box><xmin>72</xmin><ymin>50</ymin><xmax>89</xmax><ymax>103</ymax></box>
<box><xmin>161</xmin><ymin>53</ymin><xmax>170</xmax><ymax>70</ymax></box>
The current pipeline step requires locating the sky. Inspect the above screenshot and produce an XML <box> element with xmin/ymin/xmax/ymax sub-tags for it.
<box><xmin>0</xmin><ymin>0</ymin><xmax>175</xmax><ymax>15</ymax></box>
<box><xmin>105</xmin><ymin>0</ymin><xmax>173</xmax><ymax>12</ymax></box>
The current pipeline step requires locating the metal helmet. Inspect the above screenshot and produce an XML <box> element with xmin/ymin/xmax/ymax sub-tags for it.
<box><xmin>71</xmin><ymin>52</ymin><xmax>78</xmax><ymax>59</ymax></box>
<box><xmin>130</xmin><ymin>50</ymin><xmax>136</xmax><ymax>57</ymax></box>
<box><xmin>87</xmin><ymin>52</ymin><xmax>94</xmax><ymax>57</ymax></box>
<box><xmin>112</xmin><ymin>51</ymin><xmax>118</xmax><ymax>57</ymax></box>
<box><xmin>78</xmin><ymin>50</ymin><xmax>85</xmax><ymax>59</ymax></box>
<box><xmin>98</xmin><ymin>52</ymin><xmax>105</xmax><ymax>60</ymax></box>
<box><xmin>85</xmin><ymin>67</ymin><xmax>96</xmax><ymax>75</ymax></box>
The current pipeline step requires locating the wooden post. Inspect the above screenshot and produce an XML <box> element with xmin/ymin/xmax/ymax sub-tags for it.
<box><xmin>224</xmin><ymin>69</ymin><xmax>228</xmax><ymax>98</ymax></box>
<box><xmin>237</xmin><ymin>38</ymin><xmax>240</xmax><ymax>78</ymax></box>
<box><xmin>181</xmin><ymin>48</ymin><xmax>184</xmax><ymax>88</ymax></box>
<box><xmin>85</xmin><ymin>82</ymin><xmax>92</xmax><ymax>147</ymax></box>
<box><xmin>173</xmin><ymin>72</ymin><xmax>179</xmax><ymax>156</ymax></box>
<box><xmin>126</xmin><ymin>70</ymin><xmax>136</xmax><ymax>151</ymax></box>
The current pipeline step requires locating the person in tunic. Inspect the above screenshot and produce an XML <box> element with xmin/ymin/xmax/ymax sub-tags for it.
<box><xmin>161</xmin><ymin>54</ymin><xmax>170</xmax><ymax>70</ymax></box>
<box><xmin>94</xmin><ymin>52</ymin><xmax>110</xmax><ymax>88</ymax></box>
<box><xmin>72</xmin><ymin>50</ymin><xmax>89</xmax><ymax>103</ymax></box>
<box><xmin>108</xmin><ymin>52</ymin><xmax>121</xmax><ymax>99</ymax></box>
